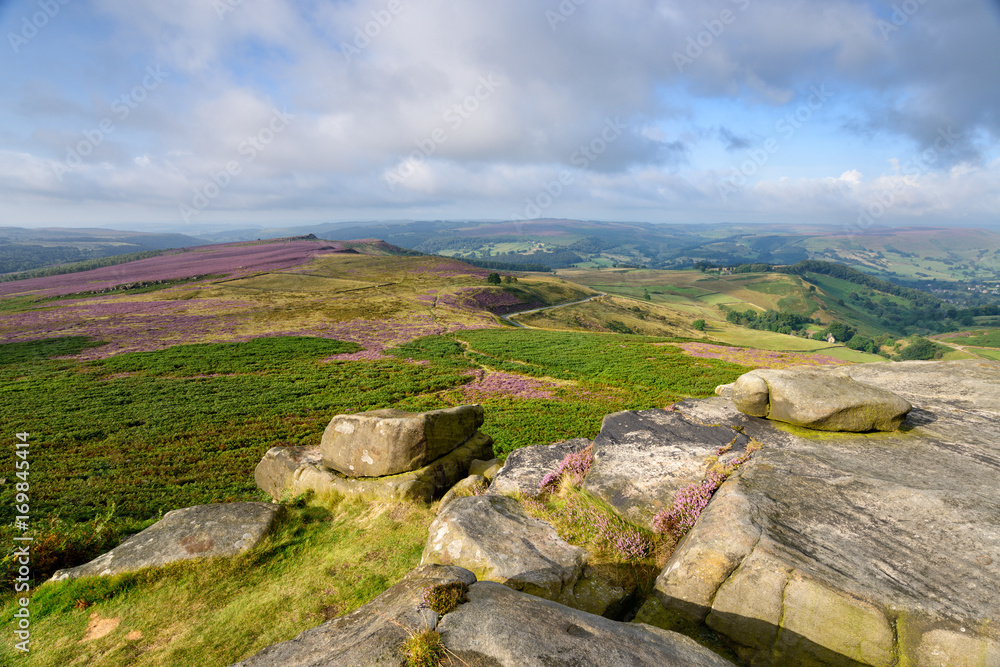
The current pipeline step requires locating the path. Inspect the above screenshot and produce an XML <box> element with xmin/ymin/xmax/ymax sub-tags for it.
<box><xmin>499</xmin><ymin>292</ymin><xmax>607</xmax><ymax>328</ymax></box>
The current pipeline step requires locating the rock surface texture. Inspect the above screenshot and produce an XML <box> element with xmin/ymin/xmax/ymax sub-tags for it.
<box><xmin>730</xmin><ymin>367</ymin><xmax>912</xmax><ymax>431</ymax></box>
<box><xmin>487</xmin><ymin>437</ymin><xmax>591</xmax><ymax>498</ymax></box>
<box><xmin>230</xmin><ymin>564</ymin><xmax>734</xmax><ymax>667</ymax></box>
<box><xmin>653</xmin><ymin>360</ymin><xmax>1000</xmax><ymax>666</ymax></box>
<box><xmin>255</xmin><ymin>432</ymin><xmax>493</xmax><ymax>503</ymax></box>
<box><xmin>51</xmin><ymin>503</ymin><xmax>283</xmax><ymax>581</ymax></box>
<box><xmin>583</xmin><ymin>410</ymin><xmax>752</xmax><ymax>524</ymax></box>
<box><xmin>321</xmin><ymin>404</ymin><xmax>484</xmax><ymax>477</ymax></box>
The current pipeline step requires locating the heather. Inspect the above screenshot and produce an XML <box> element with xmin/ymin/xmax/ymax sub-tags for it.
<box><xmin>674</xmin><ymin>341</ymin><xmax>850</xmax><ymax>369</ymax></box>
<box><xmin>0</xmin><ymin>238</ymin><xmax>344</xmax><ymax>299</ymax></box>
<box><xmin>652</xmin><ymin>440</ymin><xmax>761</xmax><ymax>540</ymax></box>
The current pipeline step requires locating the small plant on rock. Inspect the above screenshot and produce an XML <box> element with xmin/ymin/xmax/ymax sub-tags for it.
<box><xmin>402</xmin><ymin>629</ymin><xmax>446</xmax><ymax>667</ymax></box>
<box><xmin>421</xmin><ymin>581</ymin><xmax>468</xmax><ymax>615</ymax></box>
<box><xmin>539</xmin><ymin>445</ymin><xmax>594</xmax><ymax>493</ymax></box>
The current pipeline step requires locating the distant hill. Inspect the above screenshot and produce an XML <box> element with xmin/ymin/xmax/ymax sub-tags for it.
<box><xmin>0</xmin><ymin>226</ymin><xmax>207</xmax><ymax>276</ymax></box>
<box><xmin>197</xmin><ymin>220</ymin><xmax>1000</xmax><ymax>284</ymax></box>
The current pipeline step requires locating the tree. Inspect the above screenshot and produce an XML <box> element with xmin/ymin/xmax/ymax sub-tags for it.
<box><xmin>486</xmin><ymin>272</ymin><xmax>501</xmax><ymax>285</ymax></box>
<box><xmin>692</xmin><ymin>319</ymin><xmax>706</xmax><ymax>331</ymax></box>
<box><xmin>503</xmin><ymin>275</ymin><xmax>512</xmax><ymax>284</ymax></box>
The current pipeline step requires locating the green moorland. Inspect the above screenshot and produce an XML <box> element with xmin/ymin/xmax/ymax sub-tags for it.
<box><xmin>0</xmin><ymin>326</ymin><xmax>749</xmax><ymax>665</ymax></box>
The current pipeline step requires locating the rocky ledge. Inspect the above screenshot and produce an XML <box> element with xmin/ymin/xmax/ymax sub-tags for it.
<box><xmin>649</xmin><ymin>360</ymin><xmax>1000</xmax><ymax>666</ymax></box>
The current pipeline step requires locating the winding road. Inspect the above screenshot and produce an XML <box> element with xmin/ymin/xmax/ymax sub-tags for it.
<box><xmin>500</xmin><ymin>292</ymin><xmax>607</xmax><ymax>328</ymax></box>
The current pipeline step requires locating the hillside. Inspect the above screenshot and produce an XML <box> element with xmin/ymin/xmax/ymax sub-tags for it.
<box><xmin>0</xmin><ymin>226</ymin><xmax>208</xmax><ymax>276</ymax></box>
<box><xmin>240</xmin><ymin>220</ymin><xmax>1000</xmax><ymax>283</ymax></box>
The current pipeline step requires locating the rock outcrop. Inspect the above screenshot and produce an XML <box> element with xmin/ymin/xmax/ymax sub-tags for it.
<box><xmin>421</xmin><ymin>495</ymin><xmax>586</xmax><ymax>599</ymax></box>
<box><xmin>321</xmin><ymin>404</ymin><xmax>484</xmax><ymax>477</ymax></box>
<box><xmin>230</xmin><ymin>564</ymin><xmax>735</xmax><ymax>667</ymax></box>
<box><xmin>50</xmin><ymin>503</ymin><xmax>283</xmax><ymax>581</ymax></box>
<box><xmin>729</xmin><ymin>367</ymin><xmax>912</xmax><ymax>431</ymax></box>
<box><xmin>255</xmin><ymin>432</ymin><xmax>493</xmax><ymax>503</ymax></box>
<box><xmin>651</xmin><ymin>360</ymin><xmax>1000</xmax><ymax>666</ymax></box>
<box><xmin>488</xmin><ymin>437</ymin><xmax>591</xmax><ymax>498</ymax></box>
<box><xmin>583</xmin><ymin>411</ymin><xmax>751</xmax><ymax>524</ymax></box>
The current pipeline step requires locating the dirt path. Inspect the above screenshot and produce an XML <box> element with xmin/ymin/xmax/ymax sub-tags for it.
<box><xmin>500</xmin><ymin>292</ymin><xmax>607</xmax><ymax>328</ymax></box>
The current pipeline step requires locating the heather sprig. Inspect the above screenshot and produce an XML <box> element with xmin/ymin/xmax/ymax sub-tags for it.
<box><xmin>538</xmin><ymin>445</ymin><xmax>594</xmax><ymax>492</ymax></box>
<box><xmin>652</xmin><ymin>440</ymin><xmax>761</xmax><ymax>540</ymax></box>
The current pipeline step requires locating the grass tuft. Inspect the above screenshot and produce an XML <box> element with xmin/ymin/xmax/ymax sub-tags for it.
<box><xmin>402</xmin><ymin>629</ymin><xmax>446</xmax><ymax>667</ymax></box>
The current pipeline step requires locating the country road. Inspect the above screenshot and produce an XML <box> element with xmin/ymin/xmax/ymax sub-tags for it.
<box><xmin>500</xmin><ymin>292</ymin><xmax>607</xmax><ymax>328</ymax></box>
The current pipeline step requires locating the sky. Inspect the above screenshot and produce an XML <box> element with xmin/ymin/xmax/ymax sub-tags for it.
<box><xmin>1</xmin><ymin>0</ymin><xmax>999</xmax><ymax>233</ymax></box>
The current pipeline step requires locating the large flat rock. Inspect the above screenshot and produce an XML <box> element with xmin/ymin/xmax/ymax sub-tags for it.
<box><xmin>255</xmin><ymin>432</ymin><xmax>493</xmax><ymax>503</ymax></box>
<box><xmin>653</xmin><ymin>360</ymin><xmax>1000</xmax><ymax>666</ymax></box>
<box><xmin>51</xmin><ymin>503</ymin><xmax>284</xmax><ymax>581</ymax></box>
<box><xmin>438</xmin><ymin>580</ymin><xmax>735</xmax><ymax>666</ymax></box>
<box><xmin>583</xmin><ymin>410</ymin><xmax>751</xmax><ymax>524</ymax></box>
<box><xmin>321</xmin><ymin>404</ymin><xmax>484</xmax><ymax>477</ymax></box>
<box><xmin>230</xmin><ymin>564</ymin><xmax>734</xmax><ymax>667</ymax></box>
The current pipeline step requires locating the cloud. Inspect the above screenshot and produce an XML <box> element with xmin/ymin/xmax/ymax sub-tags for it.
<box><xmin>0</xmin><ymin>0</ymin><xmax>999</xmax><ymax>227</ymax></box>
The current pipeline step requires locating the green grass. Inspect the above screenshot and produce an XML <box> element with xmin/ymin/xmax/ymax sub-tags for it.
<box><xmin>0</xmin><ymin>495</ymin><xmax>435</xmax><ymax>667</ymax></box>
<box><xmin>948</xmin><ymin>329</ymin><xmax>1000</xmax><ymax>347</ymax></box>
<box><xmin>974</xmin><ymin>348</ymin><xmax>1000</xmax><ymax>361</ymax></box>
<box><xmin>0</xmin><ymin>336</ymin><xmax>471</xmax><ymax>528</ymax></box>
<box><xmin>454</xmin><ymin>329</ymin><xmax>747</xmax><ymax>400</ymax></box>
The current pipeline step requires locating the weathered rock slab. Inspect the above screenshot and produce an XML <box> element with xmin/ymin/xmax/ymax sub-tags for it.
<box><xmin>653</xmin><ymin>361</ymin><xmax>1000</xmax><ymax>666</ymax></box>
<box><xmin>51</xmin><ymin>503</ymin><xmax>283</xmax><ymax>581</ymax></box>
<box><xmin>437</xmin><ymin>474</ymin><xmax>487</xmax><ymax>513</ymax></box>
<box><xmin>321</xmin><ymin>404</ymin><xmax>484</xmax><ymax>477</ymax></box>
<box><xmin>421</xmin><ymin>495</ymin><xmax>586</xmax><ymax>601</ymax></box>
<box><xmin>438</xmin><ymin>581</ymin><xmax>735</xmax><ymax>666</ymax></box>
<box><xmin>255</xmin><ymin>432</ymin><xmax>493</xmax><ymax>503</ymax></box>
<box><xmin>487</xmin><ymin>437</ymin><xmax>591</xmax><ymax>498</ymax></box>
<box><xmin>231</xmin><ymin>565</ymin><xmax>734</xmax><ymax>666</ymax></box>
<box><xmin>583</xmin><ymin>410</ymin><xmax>750</xmax><ymax>524</ymax></box>
<box><xmin>731</xmin><ymin>367</ymin><xmax>911</xmax><ymax>431</ymax></box>
<box><xmin>468</xmin><ymin>457</ymin><xmax>501</xmax><ymax>480</ymax></box>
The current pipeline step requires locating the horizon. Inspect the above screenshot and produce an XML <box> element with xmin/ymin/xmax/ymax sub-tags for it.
<box><xmin>2</xmin><ymin>1</ymin><xmax>999</xmax><ymax>231</ymax></box>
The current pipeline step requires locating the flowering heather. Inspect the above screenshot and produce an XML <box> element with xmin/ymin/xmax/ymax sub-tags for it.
<box><xmin>462</xmin><ymin>370</ymin><xmax>558</xmax><ymax>401</ymax></box>
<box><xmin>538</xmin><ymin>445</ymin><xmax>594</xmax><ymax>492</ymax></box>
<box><xmin>0</xmin><ymin>239</ymin><xmax>342</xmax><ymax>299</ymax></box>
<box><xmin>420</xmin><ymin>259</ymin><xmax>489</xmax><ymax>279</ymax></box>
<box><xmin>675</xmin><ymin>342</ymin><xmax>850</xmax><ymax>369</ymax></box>
<box><xmin>0</xmin><ymin>298</ymin><xmax>256</xmax><ymax>359</ymax></box>
<box><xmin>652</xmin><ymin>440</ymin><xmax>761</xmax><ymax>540</ymax></box>
<box><xmin>438</xmin><ymin>287</ymin><xmax>541</xmax><ymax>315</ymax></box>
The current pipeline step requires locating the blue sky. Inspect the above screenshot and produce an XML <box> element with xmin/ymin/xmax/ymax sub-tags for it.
<box><xmin>1</xmin><ymin>0</ymin><xmax>999</xmax><ymax>232</ymax></box>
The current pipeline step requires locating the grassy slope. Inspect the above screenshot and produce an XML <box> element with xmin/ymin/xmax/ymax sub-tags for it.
<box><xmin>553</xmin><ymin>268</ymin><xmax>887</xmax><ymax>361</ymax></box>
<box><xmin>0</xmin><ymin>497</ymin><xmax>435</xmax><ymax>667</ymax></box>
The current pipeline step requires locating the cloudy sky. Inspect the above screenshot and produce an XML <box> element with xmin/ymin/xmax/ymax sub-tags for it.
<box><xmin>1</xmin><ymin>0</ymin><xmax>999</xmax><ymax>232</ymax></box>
